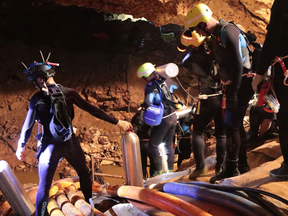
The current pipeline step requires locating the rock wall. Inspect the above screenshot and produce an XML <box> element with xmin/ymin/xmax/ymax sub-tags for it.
<box><xmin>0</xmin><ymin>1</ymin><xmax>188</xmax><ymax>172</ymax></box>
<box><xmin>50</xmin><ymin>0</ymin><xmax>274</xmax><ymax>43</ymax></box>
<box><xmin>0</xmin><ymin>0</ymin><xmax>274</xmax><ymax>174</ymax></box>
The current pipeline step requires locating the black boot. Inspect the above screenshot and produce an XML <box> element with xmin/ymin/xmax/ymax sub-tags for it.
<box><xmin>215</xmin><ymin>134</ymin><xmax>226</xmax><ymax>175</ymax></box>
<box><xmin>150</xmin><ymin>160</ymin><xmax>163</xmax><ymax>178</ymax></box>
<box><xmin>238</xmin><ymin>129</ymin><xmax>250</xmax><ymax>174</ymax></box>
<box><xmin>210</xmin><ymin>159</ymin><xmax>240</xmax><ymax>183</ymax></box>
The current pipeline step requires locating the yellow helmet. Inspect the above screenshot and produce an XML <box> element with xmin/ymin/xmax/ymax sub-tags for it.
<box><xmin>185</xmin><ymin>3</ymin><xmax>212</xmax><ymax>28</ymax></box>
<box><xmin>181</xmin><ymin>30</ymin><xmax>206</xmax><ymax>47</ymax></box>
<box><xmin>137</xmin><ymin>62</ymin><xmax>155</xmax><ymax>78</ymax></box>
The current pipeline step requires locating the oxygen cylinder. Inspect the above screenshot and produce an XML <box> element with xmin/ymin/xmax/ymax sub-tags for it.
<box><xmin>175</xmin><ymin>106</ymin><xmax>193</xmax><ymax>119</ymax></box>
<box><xmin>0</xmin><ymin>160</ymin><xmax>35</xmax><ymax>215</ymax></box>
<box><xmin>155</xmin><ymin>63</ymin><xmax>179</xmax><ymax>79</ymax></box>
<box><xmin>121</xmin><ymin>131</ymin><xmax>143</xmax><ymax>187</ymax></box>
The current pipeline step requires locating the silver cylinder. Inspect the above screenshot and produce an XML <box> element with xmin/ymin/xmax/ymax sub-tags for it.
<box><xmin>121</xmin><ymin>132</ymin><xmax>143</xmax><ymax>187</ymax></box>
<box><xmin>175</xmin><ymin>106</ymin><xmax>192</xmax><ymax>119</ymax></box>
<box><xmin>0</xmin><ymin>160</ymin><xmax>35</xmax><ymax>216</ymax></box>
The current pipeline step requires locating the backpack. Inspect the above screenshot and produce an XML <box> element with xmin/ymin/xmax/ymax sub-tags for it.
<box><xmin>143</xmin><ymin>79</ymin><xmax>183</xmax><ymax>126</ymax></box>
<box><xmin>157</xmin><ymin>81</ymin><xmax>183</xmax><ymax>109</ymax></box>
<box><xmin>48</xmin><ymin>85</ymin><xmax>73</xmax><ymax>142</ymax></box>
<box><xmin>143</xmin><ymin>102</ymin><xmax>164</xmax><ymax>126</ymax></box>
<box><xmin>143</xmin><ymin>83</ymin><xmax>164</xmax><ymax>126</ymax></box>
<box><xmin>217</xmin><ymin>19</ymin><xmax>262</xmax><ymax>72</ymax></box>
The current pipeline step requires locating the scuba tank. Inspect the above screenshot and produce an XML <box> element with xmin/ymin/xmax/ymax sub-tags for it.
<box><xmin>0</xmin><ymin>160</ymin><xmax>35</xmax><ymax>215</ymax></box>
<box><xmin>155</xmin><ymin>63</ymin><xmax>179</xmax><ymax>79</ymax></box>
<box><xmin>175</xmin><ymin>106</ymin><xmax>193</xmax><ymax>119</ymax></box>
<box><xmin>121</xmin><ymin>131</ymin><xmax>143</xmax><ymax>187</ymax></box>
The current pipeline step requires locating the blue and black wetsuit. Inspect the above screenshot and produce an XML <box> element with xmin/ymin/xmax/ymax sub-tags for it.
<box><xmin>256</xmin><ymin>0</ymin><xmax>288</xmax><ymax>165</ymax></box>
<box><xmin>183</xmin><ymin>45</ymin><xmax>226</xmax><ymax>173</ymax></box>
<box><xmin>143</xmin><ymin>78</ymin><xmax>177</xmax><ymax>174</ymax></box>
<box><xmin>18</xmin><ymin>84</ymin><xmax>118</xmax><ymax>216</ymax></box>
<box><xmin>212</xmin><ymin>20</ymin><xmax>254</xmax><ymax>172</ymax></box>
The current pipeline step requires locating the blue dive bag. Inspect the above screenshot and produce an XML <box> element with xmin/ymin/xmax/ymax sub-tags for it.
<box><xmin>143</xmin><ymin>102</ymin><xmax>164</xmax><ymax>126</ymax></box>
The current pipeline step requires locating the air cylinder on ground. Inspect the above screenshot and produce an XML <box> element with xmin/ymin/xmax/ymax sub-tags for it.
<box><xmin>121</xmin><ymin>131</ymin><xmax>143</xmax><ymax>187</ymax></box>
<box><xmin>0</xmin><ymin>160</ymin><xmax>35</xmax><ymax>216</ymax></box>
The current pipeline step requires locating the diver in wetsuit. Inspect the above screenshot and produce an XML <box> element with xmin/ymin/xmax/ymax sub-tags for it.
<box><xmin>137</xmin><ymin>63</ymin><xmax>178</xmax><ymax>177</ymax></box>
<box><xmin>178</xmin><ymin>30</ymin><xmax>226</xmax><ymax>179</ymax></box>
<box><xmin>252</xmin><ymin>0</ymin><xmax>288</xmax><ymax>179</ymax></box>
<box><xmin>15</xmin><ymin>56</ymin><xmax>132</xmax><ymax>216</ymax></box>
<box><xmin>185</xmin><ymin>3</ymin><xmax>254</xmax><ymax>183</ymax></box>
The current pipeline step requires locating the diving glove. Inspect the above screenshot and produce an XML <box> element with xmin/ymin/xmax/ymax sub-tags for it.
<box><xmin>117</xmin><ymin>120</ymin><xmax>133</xmax><ymax>132</ymax></box>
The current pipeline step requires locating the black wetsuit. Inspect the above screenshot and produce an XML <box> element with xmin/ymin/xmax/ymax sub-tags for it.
<box><xmin>183</xmin><ymin>46</ymin><xmax>226</xmax><ymax>172</ymax></box>
<box><xmin>256</xmin><ymin>0</ymin><xmax>288</xmax><ymax>165</ymax></box>
<box><xmin>212</xmin><ymin>21</ymin><xmax>254</xmax><ymax>171</ymax></box>
<box><xmin>143</xmin><ymin>77</ymin><xmax>177</xmax><ymax>173</ymax></box>
<box><xmin>18</xmin><ymin>84</ymin><xmax>118</xmax><ymax>216</ymax></box>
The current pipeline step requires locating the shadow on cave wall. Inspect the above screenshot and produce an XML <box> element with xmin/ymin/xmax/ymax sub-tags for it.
<box><xmin>0</xmin><ymin>0</ymin><xmax>187</xmax><ymax>93</ymax></box>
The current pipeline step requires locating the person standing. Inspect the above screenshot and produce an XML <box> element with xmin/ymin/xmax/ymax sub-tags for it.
<box><xmin>252</xmin><ymin>0</ymin><xmax>288</xmax><ymax>179</ymax></box>
<box><xmin>16</xmin><ymin>57</ymin><xmax>132</xmax><ymax>216</ymax></box>
<box><xmin>184</xmin><ymin>3</ymin><xmax>254</xmax><ymax>183</ymax></box>
<box><xmin>137</xmin><ymin>62</ymin><xmax>178</xmax><ymax>177</ymax></box>
<box><xmin>249</xmin><ymin>77</ymin><xmax>275</xmax><ymax>140</ymax></box>
<box><xmin>178</xmin><ymin>30</ymin><xmax>226</xmax><ymax>178</ymax></box>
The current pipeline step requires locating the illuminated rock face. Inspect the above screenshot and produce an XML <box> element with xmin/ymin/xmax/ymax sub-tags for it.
<box><xmin>0</xmin><ymin>0</ymin><xmax>274</xmax><ymax>172</ymax></box>
<box><xmin>50</xmin><ymin>0</ymin><xmax>273</xmax><ymax>43</ymax></box>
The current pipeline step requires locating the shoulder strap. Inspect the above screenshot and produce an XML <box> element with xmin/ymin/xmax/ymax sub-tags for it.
<box><xmin>156</xmin><ymin>80</ymin><xmax>183</xmax><ymax>108</ymax></box>
<box><xmin>216</xmin><ymin>19</ymin><xmax>230</xmax><ymax>48</ymax></box>
<box><xmin>217</xmin><ymin>19</ymin><xmax>253</xmax><ymax>55</ymax></box>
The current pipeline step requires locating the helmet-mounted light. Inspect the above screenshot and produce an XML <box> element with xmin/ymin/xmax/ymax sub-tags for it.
<box><xmin>21</xmin><ymin>51</ymin><xmax>59</xmax><ymax>82</ymax></box>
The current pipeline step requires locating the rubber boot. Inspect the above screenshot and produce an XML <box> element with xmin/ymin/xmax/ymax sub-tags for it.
<box><xmin>150</xmin><ymin>160</ymin><xmax>163</xmax><ymax>178</ymax></box>
<box><xmin>215</xmin><ymin>134</ymin><xmax>226</xmax><ymax>175</ymax></box>
<box><xmin>210</xmin><ymin>159</ymin><xmax>240</xmax><ymax>184</ymax></box>
<box><xmin>238</xmin><ymin>127</ymin><xmax>250</xmax><ymax>174</ymax></box>
<box><xmin>189</xmin><ymin>165</ymin><xmax>208</xmax><ymax>179</ymax></box>
<box><xmin>189</xmin><ymin>132</ymin><xmax>207</xmax><ymax>179</ymax></box>
<box><xmin>269</xmin><ymin>162</ymin><xmax>288</xmax><ymax>180</ymax></box>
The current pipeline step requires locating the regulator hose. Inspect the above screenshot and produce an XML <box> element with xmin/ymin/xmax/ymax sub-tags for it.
<box><xmin>176</xmin><ymin>181</ymin><xmax>288</xmax><ymax>216</ymax></box>
<box><xmin>183</xmin><ymin>181</ymin><xmax>288</xmax><ymax>206</ymax></box>
<box><xmin>163</xmin><ymin>182</ymin><xmax>275</xmax><ymax>216</ymax></box>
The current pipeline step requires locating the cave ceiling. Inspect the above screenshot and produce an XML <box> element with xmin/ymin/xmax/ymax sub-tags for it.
<box><xmin>49</xmin><ymin>0</ymin><xmax>274</xmax><ymax>43</ymax></box>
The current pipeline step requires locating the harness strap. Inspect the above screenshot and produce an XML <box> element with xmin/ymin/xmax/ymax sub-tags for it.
<box><xmin>198</xmin><ymin>92</ymin><xmax>222</xmax><ymax>100</ymax></box>
<box><xmin>242</xmin><ymin>72</ymin><xmax>255</xmax><ymax>78</ymax></box>
<box><xmin>271</xmin><ymin>56</ymin><xmax>288</xmax><ymax>86</ymax></box>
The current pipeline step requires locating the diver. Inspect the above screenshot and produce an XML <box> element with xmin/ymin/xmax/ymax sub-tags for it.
<box><xmin>184</xmin><ymin>4</ymin><xmax>254</xmax><ymax>183</ymax></box>
<box><xmin>252</xmin><ymin>0</ymin><xmax>288</xmax><ymax>179</ymax></box>
<box><xmin>178</xmin><ymin>30</ymin><xmax>226</xmax><ymax>178</ymax></box>
<box><xmin>137</xmin><ymin>62</ymin><xmax>180</xmax><ymax>177</ymax></box>
<box><xmin>16</xmin><ymin>52</ymin><xmax>132</xmax><ymax>216</ymax></box>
